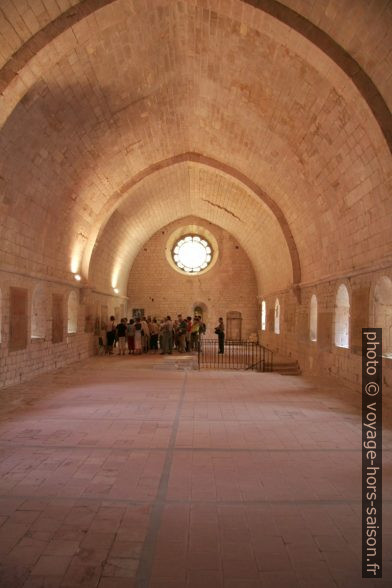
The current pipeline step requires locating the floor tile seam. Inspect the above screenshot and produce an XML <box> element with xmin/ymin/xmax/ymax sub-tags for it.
<box><xmin>0</xmin><ymin>444</ymin><xmax>381</xmax><ymax>452</ymax></box>
<box><xmin>0</xmin><ymin>493</ymin><xmax>153</xmax><ymax>505</ymax></box>
<box><xmin>0</xmin><ymin>398</ymin><xmax>365</xmax><ymax>402</ymax></box>
<box><xmin>1</xmin><ymin>417</ymin><xmax>372</xmax><ymax>423</ymax></box>
<box><xmin>153</xmin><ymin>497</ymin><xmax>392</xmax><ymax>505</ymax></box>
<box><xmin>135</xmin><ymin>371</ymin><xmax>189</xmax><ymax>588</ymax></box>
<box><xmin>0</xmin><ymin>494</ymin><xmax>390</xmax><ymax>506</ymax></box>
<box><xmin>1</xmin><ymin>417</ymin><xmax>179</xmax><ymax>422</ymax></box>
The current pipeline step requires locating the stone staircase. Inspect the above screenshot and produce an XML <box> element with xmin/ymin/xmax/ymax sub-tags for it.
<box><xmin>270</xmin><ymin>353</ymin><xmax>301</xmax><ymax>376</ymax></box>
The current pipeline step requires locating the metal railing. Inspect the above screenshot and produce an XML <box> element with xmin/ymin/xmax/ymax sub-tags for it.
<box><xmin>198</xmin><ymin>339</ymin><xmax>273</xmax><ymax>372</ymax></box>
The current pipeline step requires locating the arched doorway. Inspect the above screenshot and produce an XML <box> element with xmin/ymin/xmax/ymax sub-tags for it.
<box><xmin>193</xmin><ymin>302</ymin><xmax>208</xmax><ymax>332</ymax></box>
<box><xmin>194</xmin><ymin>305</ymin><xmax>203</xmax><ymax>319</ymax></box>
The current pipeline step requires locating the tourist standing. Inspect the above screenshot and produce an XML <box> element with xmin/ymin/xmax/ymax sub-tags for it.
<box><xmin>141</xmin><ymin>316</ymin><xmax>150</xmax><ymax>353</ymax></box>
<box><xmin>215</xmin><ymin>317</ymin><xmax>225</xmax><ymax>354</ymax></box>
<box><xmin>191</xmin><ymin>317</ymin><xmax>200</xmax><ymax>351</ymax></box>
<box><xmin>106</xmin><ymin>315</ymin><xmax>116</xmax><ymax>355</ymax></box>
<box><xmin>134</xmin><ymin>317</ymin><xmax>143</xmax><ymax>354</ymax></box>
<box><xmin>161</xmin><ymin>316</ymin><xmax>173</xmax><ymax>354</ymax></box>
<box><xmin>185</xmin><ymin>316</ymin><xmax>192</xmax><ymax>351</ymax></box>
<box><xmin>149</xmin><ymin>318</ymin><xmax>159</xmax><ymax>352</ymax></box>
<box><xmin>117</xmin><ymin>318</ymin><xmax>127</xmax><ymax>355</ymax></box>
<box><xmin>127</xmin><ymin>319</ymin><xmax>135</xmax><ymax>354</ymax></box>
<box><xmin>177</xmin><ymin>314</ymin><xmax>187</xmax><ymax>352</ymax></box>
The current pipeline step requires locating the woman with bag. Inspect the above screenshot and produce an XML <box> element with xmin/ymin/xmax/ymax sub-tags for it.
<box><xmin>215</xmin><ymin>317</ymin><xmax>225</xmax><ymax>354</ymax></box>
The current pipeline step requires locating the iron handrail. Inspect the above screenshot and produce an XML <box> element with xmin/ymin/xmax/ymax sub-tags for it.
<box><xmin>198</xmin><ymin>338</ymin><xmax>273</xmax><ymax>372</ymax></box>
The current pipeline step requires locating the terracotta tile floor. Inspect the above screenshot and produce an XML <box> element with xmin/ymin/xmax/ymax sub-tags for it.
<box><xmin>0</xmin><ymin>354</ymin><xmax>391</xmax><ymax>587</ymax></box>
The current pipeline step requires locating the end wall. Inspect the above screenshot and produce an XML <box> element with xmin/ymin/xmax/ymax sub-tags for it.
<box><xmin>127</xmin><ymin>217</ymin><xmax>259</xmax><ymax>339</ymax></box>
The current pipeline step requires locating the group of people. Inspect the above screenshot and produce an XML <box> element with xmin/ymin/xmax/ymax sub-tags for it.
<box><xmin>101</xmin><ymin>314</ymin><xmax>225</xmax><ymax>355</ymax></box>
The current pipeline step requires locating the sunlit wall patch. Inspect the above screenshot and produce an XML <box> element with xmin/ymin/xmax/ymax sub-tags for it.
<box><xmin>172</xmin><ymin>235</ymin><xmax>213</xmax><ymax>274</ymax></box>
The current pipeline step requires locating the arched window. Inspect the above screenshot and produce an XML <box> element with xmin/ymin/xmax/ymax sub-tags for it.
<box><xmin>67</xmin><ymin>291</ymin><xmax>78</xmax><ymax>334</ymax></box>
<box><xmin>335</xmin><ymin>284</ymin><xmax>350</xmax><ymax>348</ymax></box>
<box><xmin>274</xmin><ymin>298</ymin><xmax>280</xmax><ymax>334</ymax></box>
<box><xmin>374</xmin><ymin>276</ymin><xmax>392</xmax><ymax>357</ymax></box>
<box><xmin>309</xmin><ymin>294</ymin><xmax>317</xmax><ymax>342</ymax></box>
<box><xmin>31</xmin><ymin>284</ymin><xmax>47</xmax><ymax>339</ymax></box>
<box><xmin>261</xmin><ymin>300</ymin><xmax>266</xmax><ymax>331</ymax></box>
<box><xmin>172</xmin><ymin>234</ymin><xmax>213</xmax><ymax>273</ymax></box>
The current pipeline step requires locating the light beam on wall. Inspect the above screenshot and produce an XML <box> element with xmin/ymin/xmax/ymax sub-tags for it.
<box><xmin>71</xmin><ymin>253</ymin><xmax>80</xmax><ymax>274</ymax></box>
<box><xmin>71</xmin><ymin>240</ymin><xmax>84</xmax><ymax>274</ymax></box>
<box><xmin>111</xmin><ymin>264</ymin><xmax>120</xmax><ymax>290</ymax></box>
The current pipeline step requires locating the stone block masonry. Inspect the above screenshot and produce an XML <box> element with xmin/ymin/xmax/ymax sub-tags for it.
<box><xmin>259</xmin><ymin>265</ymin><xmax>392</xmax><ymax>391</ymax></box>
<box><xmin>127</xmin><ymin>216</ymin><xmax>259</xmax><ymax>340</ymax></box>
<box><xmin>0</xmin><ymin>270</ymin><xmax>123</xmax><ymax>388</ymax></box>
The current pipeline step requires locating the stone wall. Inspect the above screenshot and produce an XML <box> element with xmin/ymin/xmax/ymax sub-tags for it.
<box><xmin>258</xmin><ymin>265</ymin><xmax>392</xmax><ymax>391</ymax></box>
<box><xmin>127</xmin><ymin>218</ymin><xmax>259</xmax><ymax>339</ymax></box>
<box><xmin>0</xmin><ymin>270</ymin><xmax>127</xmax><ymax>388</ymax></box>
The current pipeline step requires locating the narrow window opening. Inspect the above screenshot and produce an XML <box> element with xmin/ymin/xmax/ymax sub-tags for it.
<box><xmin>67</xmin><ymin>291</ymin><xmax>78</xmax><ymax>334</ymax></box>
<box><xmin>261</xmin><ymin>300</ymin><xmax>266</xmax><ymax>331</ymax></box>
<box><xmin>31</xmin><ymin>284</ymin><xmax>46</xmax><ymax>339</ymax></box>
<box><xmin>310</xmin><ymin>294</ymin><xmax>317</xmax><ymax>342</ymax></box>
<box><xmin>274</xmin><ymin>299</ymin><xmax>280</xmax><ymax>335</ymax></box>
<box><xmin>334</xmin><ymin>284</ymin><xmax>350</xmax><ymax>348</ymax></box>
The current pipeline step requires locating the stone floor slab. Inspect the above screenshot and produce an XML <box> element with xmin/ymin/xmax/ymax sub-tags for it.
<box><xmin>0</xmin><ymin>356</ymin><xmax>390</xmax><ymax>587</ymax></box>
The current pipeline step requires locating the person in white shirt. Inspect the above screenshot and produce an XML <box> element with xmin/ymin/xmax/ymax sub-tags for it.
<box><xmin>141</xmin><ymin>317</ymin><xmax>150</xmax><ymax>352</ymax></box>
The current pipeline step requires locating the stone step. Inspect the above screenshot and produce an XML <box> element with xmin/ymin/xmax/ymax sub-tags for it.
<box><xmin>270</xmin><ymin>359</ymin><xmax>301</xmax><ymax>376</ymax></box>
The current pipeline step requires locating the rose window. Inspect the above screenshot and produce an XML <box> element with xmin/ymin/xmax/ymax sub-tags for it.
<box><xmin>172</xmin><ymin>235</ymin><xmax>213</xmax><ymax>273</ymax></box>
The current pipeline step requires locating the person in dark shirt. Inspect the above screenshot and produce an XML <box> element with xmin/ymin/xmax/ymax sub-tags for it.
<box><xmin>106</xmin><ymin>316</ymin><xmax>116</xmax><ymax>355</ymax></box>
<box><xmin>176</xmin><ymin>314</ymin><xmax>187</xmax><ymax>352</ymax></box>
<box><xmin>134</xmin><ymin>317</ymin><xmax>143</xmax><ymax>354</ymax></box>
<box><xmin>215</xmin><ymin>317</ymin><xmax>225</xmax><ymax>354</ymax></box>
<box><xmin>117</xmin><ymin>318</ymin><xmax>127</xmax><ymax>355</ymax></box>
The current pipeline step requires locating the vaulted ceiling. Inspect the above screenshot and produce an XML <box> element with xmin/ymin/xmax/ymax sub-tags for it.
<box><xmin>0</xmin><ymin>0</ymin><xmax>391</xmax><ymax>295</ymax></box>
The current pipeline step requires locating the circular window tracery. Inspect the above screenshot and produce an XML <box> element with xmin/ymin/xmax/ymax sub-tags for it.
<box><xmin>172</xmin><ymin>235</ymin><xmax>212</xmax><ymax>273</ymax></box>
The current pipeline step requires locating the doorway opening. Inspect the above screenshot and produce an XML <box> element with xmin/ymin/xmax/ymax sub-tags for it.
<box><xmin>226</xmin><ymin>311</ymin><xmax>242</xmax><ymax>342</ymax></box>
<box><xmin>193</xmin><ymin>302</ymin><xmax>208</xmax><ymax>332</ymax></box>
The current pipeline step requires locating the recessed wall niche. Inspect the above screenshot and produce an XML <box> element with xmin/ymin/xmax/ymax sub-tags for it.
<box><xmin>52</xmin><ymin>294</ymin><xmax>64</xmax><ymax>344</ymax></box>
<box><xmin>9</xmin><ymin>287</ymin><xmax>28</xmax><ymax>351</ymax></box>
